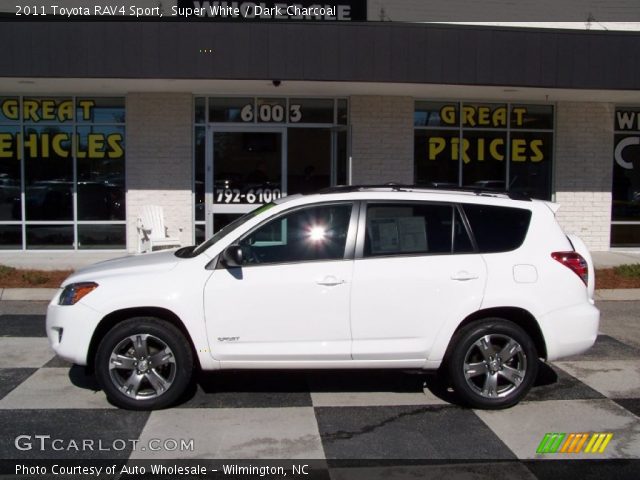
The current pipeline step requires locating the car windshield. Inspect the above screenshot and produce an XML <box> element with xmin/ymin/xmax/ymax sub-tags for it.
<box><xmin>179</xmin><ymin>203</ymin><xmax>277</xmax><ymax>258</ymax></box>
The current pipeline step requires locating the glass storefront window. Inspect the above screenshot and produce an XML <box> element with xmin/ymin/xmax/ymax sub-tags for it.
<box><xmin>76</xmin><ymin>98</ymin><xmax>125</xmax><ymax>123</ymax></box>
<box><xmin>213</xmin><ymin>131</ymin><xmax>282</xmax><ymax>205</ymax></box>
<box><xmin>414</xmin><ymin>130</ymin><xmax>460</xmax><ymax>187</ymax></box>
<box><xmin>26</xmin><ymin>225</ymin><xmax>74</xmax><ymax>250</ymax></box>
<box><xmin>0</xmin><ymin>125</ymin><xmax>21</xmax><ymax>221</ymax></box>
<box><xmin>209</xmin><ymin>97</ymin><xmax>253</xmax><ymax>123</ymax></box>
<box><xmin>288</xmin><ymin>128</ymin><xmax>331</xmax><ymax>194</ymax></box>
<box><xmin>0</xmin><ymin>96</ymin><xmax>126</xmax><ymax>250</ymax></box>
<box><xmin>289</xmin><ymin>99</ymin><xmax>334</xmax><ymax>124</ymax></box>
<box><xmin>461</xmin><ymin>131</ymin><xmax>507</xmax><ymax>187</ymax></box>
<box><xmin>509</xmin><ymin>132</ymin><xmax>552</xmax><ymax>199</ymax></box>
<box><xmin>414</xmin><ymin>102</ymin><xmax>554</xmax><ymax>199</ymax></box>
<box><xmin>24</xmin><ymin>125</ymin><xmax>74</xmax><ymax>221</ymax></box>
<box><xmin>612</xmin><ymin>107</ymin><xmax>640</xmax><ymax>247</ymax></box>
<box><xmin>78</xmin><ymin>225</ymin><xmax>126</xmax><ymax>249</ymax></box>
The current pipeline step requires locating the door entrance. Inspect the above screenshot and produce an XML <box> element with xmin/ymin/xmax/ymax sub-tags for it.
<box><xmin>206</xmin><ymin>127</ymin><xmax>286</xmax><ymax>236</ymax></box>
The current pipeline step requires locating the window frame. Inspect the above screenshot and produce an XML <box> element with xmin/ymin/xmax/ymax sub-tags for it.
<box><xmin>216</xmin><ymin>200</ymin><xmax>359</xmax><ymax>268</ymax></box>
<box><xmin>354</xmin><ymin>200</ymin><xmax>478</xmax><ymax>260</ymax></box>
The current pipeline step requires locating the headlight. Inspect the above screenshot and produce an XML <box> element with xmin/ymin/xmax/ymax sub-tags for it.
<box><xmin>59</xmin><ymin>282</ymin><xmax>98</xmax><ymax>306</ymax></box>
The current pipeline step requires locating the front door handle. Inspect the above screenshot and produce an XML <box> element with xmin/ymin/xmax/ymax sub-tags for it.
<box><xmin>451</xmin><ymin>271</ymin><xmax>479</xmax><ymax>281</ymax></box>
<box><xmin>316</xmin><ymin>275</ymin><xmax>345</xmax><ymax>286</ymax></box>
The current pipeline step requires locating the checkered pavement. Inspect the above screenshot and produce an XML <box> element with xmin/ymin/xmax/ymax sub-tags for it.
<box><xmin>0</xmin><ymin>304</ymin><xmax>639</xmax><ymax>479</ymax></box>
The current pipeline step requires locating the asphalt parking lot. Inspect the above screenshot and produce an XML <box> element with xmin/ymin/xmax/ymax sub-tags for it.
<box><xmin>0</xmin><ymin>300</ymin><xmax>639</xmax><ymax>479</ymax></box>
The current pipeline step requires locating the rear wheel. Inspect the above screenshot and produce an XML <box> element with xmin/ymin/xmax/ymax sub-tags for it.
<box><xmin>446</xmin><ymin>318</ymin><xmax>538</xmax><ymax>409</ymax></box>
<box><xmin>95</xmin><ymin>317</ymin><xmax>193</xmax><ymax>410</ymax></box>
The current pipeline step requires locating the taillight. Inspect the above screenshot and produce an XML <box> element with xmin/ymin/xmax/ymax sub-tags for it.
<box><xmin>551</xmin><ymin>251</ymin><xmax>588</xmax><ymax>286</ymax></box>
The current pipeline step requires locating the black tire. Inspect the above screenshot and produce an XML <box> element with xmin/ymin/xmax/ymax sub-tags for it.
<box><xmin>95</xmin><ymin>317</ymin><xmax>193</xmax><ymax>410</ymax></box>
<box><xmin>445</xmin><ymin>318</ymin><xmax>538</xmax><ymax>409</ymax></box>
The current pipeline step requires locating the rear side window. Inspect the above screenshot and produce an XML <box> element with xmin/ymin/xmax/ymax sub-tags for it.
<box><xmin>463</xmin><ymin>204</ymin><xmax>532</xmax><ymax>253</ymax></box>
<box><xmin>364</xmin><ymin>203</ymin><xmax>473</xmax><ymax>257</ymax></box>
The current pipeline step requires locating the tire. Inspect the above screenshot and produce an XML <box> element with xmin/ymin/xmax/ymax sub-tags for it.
<box><xmin>95</xmin><ymin>317</ymin><xmax>194</xmax><ymax>410</ymax></box>
<box><xmin>445</xmin><ymin>318</ymin><xmax>538</xmax><ymax>409</ymax></box>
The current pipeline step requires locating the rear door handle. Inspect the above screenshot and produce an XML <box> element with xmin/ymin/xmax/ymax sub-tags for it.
<box><xmin>316</xmin><ymin>275</ymin><xmax>345</xmax><ymax>286</ymax></box>
<box><xmin>451</xmin><ymin>271</ymin><xmax>479</xmax><ymax>281</ymax></box>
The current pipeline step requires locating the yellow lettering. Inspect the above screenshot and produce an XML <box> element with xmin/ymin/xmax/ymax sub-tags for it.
<box><xmin>462</xmin><ymin>106</ymin><xmax>475</xmax><ymax>127</ymax></box>
<box><xmin>2</xmin><ymin>100</ymin><xmax>19</xmax><ymax>120</ymax></box>
<box><xmin>477</xmin><ymin>107</ymin><xmax>490</xmax><ymax>126</ymax></box>
<box><xmin>451</xmin><ymin>137</ymin><xmax>460</xmax><ymax>161</ymax></box>
<box><xmin>107</xmin><ymin>133</ymin><xmax>124</xmax><ymax>158</ymax></box>
<box><xmin>530</xmin><ymin>139</ymin><xmax>544</xmax><ymax>162</ymax></box>
<box><xmin>23</xmin><ymin>100</ymin><xmax>39</xmax><ymax>122</ymax></box>
<box><xmin>41</xmin><ymin>101</ymin><xmax>56</xmax><ymax>121</ymax></box>
<box><xmin>75</xmin><ymin>134</ymin><xmax>86</xmax><ymax>159</ymax></box>
<box><xmin>0</xmin><ymin>133</ymin><xmax>13</xmax><ymax>157</ymax></box>
<box><xmin>88</xmin><ymin>134</ymin><xmax>105</xmax><ymax>158</ymax></box>
<box><xmin>428</xmin><ymin>137</ymin><xmax>446</xmax><ymax>160</ymax></box>
<box><xmin>23</xmin><ymin>133</ymin><xmax>38</xmax><ymax>157</ymax></box>
<box><xmin>41</xmin><ymin>133</ymin><xmax>50</xmax><ymax>158</ymax></box>
<box><xmin>511</xmin><ymin>139</ymin><xmax>527</xmax><ymax>161</ymax></box>
<box><xmin>461</xmin><ymin>138</ymin><xmax>471</xmax><ymax>164</ymax></box>
<box><xmin>512</xmin><ymin>107</ymin><xmax>526</xmax><ymax>126</ymax></box>
<box><xmin>489</xmin><ymin>138</ymin><xmax>505</xmax><ymax>160</ymax></box>
<box><xmin>58</xmin><ymin>100</ymin><xmax>74</xmax><ymax>122</ymax></box>
<box><xmin>52</xmin><ymin>133</ymin><xmax>70</xmax><ymax>157</ymax></box>
<box><xmin>493</xmin><ymin>107</ymin><xmax>507</xmax><ymax>127</ymax></box>
<box><xmin>440</xmin><ymin>105</ymin><xmax>457</xmax><ymax>125</ymax></box>
<box><xmin>77</xmin><ymin>100</ymin><xmax>95</xmax><ymax>121</ymax></box>
<box><xmin>477</xmin><ymin>138</ymin><xmax>485</xmax><ymax>161</ymax></box>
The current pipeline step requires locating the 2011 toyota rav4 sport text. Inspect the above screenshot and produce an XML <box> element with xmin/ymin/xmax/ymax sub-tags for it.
<box><xmin>46</xmin><ymin>186</ymin><xmax>600</xmax><ymax>410</ymax></box>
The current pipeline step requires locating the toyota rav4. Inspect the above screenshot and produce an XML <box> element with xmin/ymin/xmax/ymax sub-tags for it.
<box><xmin>46</xmin><ymin>186</ymin><xmax>599</xmax><ymax>410</ymax></box>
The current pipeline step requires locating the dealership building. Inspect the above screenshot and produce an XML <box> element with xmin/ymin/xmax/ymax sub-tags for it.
<box><xmin>1</xmin><ymin>1</ymin><xmax>640</xmax><ymax>268</ymax></box>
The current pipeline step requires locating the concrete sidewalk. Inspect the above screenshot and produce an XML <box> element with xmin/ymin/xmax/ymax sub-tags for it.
<box><xmin>592</xmin><ymin>251</ymin><xmax>640</xmax><ymax>268</ymax></box>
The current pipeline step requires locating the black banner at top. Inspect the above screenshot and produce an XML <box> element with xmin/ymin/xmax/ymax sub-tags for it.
<box><xmin>175</xmin><ymin>0</ymin><xmax>367</xmax><ymax>21</ymax></box>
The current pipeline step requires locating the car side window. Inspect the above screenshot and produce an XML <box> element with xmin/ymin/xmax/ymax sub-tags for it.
<box><xmin>238</xmin><ymin>203</ymin><xmax>352</xmax><ymax>265</ymax></box>
<box><xmin>364</xmin><ymin>203</ymin><xmax>459</xmax><ymax>257</ymax></box>
<box><xmin>462</xmin><ymin>203</ymin><xmax>532</xmax><ymax>253</ymax></box>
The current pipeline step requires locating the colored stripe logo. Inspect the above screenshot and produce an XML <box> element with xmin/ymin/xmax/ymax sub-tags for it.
<box><xmin>536</xmin><ymin>432</ymin><xmax>613</xmax><ymax>454</ymax></box>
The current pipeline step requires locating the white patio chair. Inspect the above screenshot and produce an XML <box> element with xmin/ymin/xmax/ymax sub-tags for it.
<box><xmin>137</xmin><ymin>205</ymin><xmax>181</xmax><ymax>253</ymax></box>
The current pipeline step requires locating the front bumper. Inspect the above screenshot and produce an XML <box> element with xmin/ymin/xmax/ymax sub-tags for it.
<box><xmin>538</xmin><ymin>301</ymin><xmax>600</xmax><ymax>361</ymax></box>
<box><xmin>46</xmin><ymin>292</ymin><xmax>103</xmax><ymax>366</ymax></box>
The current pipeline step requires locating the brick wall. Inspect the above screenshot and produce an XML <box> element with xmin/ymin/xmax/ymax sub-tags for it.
<box><xmin>555</xmin><ymin>102</ymin><xmax>614</xmax><ymax>251</ymax></box>
<box><xmin>350</xmin><ymin>96</ymin><xmax>414</xmax><ymax>185</ymax></box>
<box><xmin>126</xmin><ymin>93</ymin><xmax>193</xmax><ymax>252</ymax></box>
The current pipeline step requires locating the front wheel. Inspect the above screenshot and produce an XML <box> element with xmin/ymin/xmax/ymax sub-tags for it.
<box><xmin>445</xmin><ymin>318</ymin><xmax>538</xmax><ymax>409</ymax></box>
<box><xmin>95</xmin><ymin>317</ymin><xmax>193</xmax><ymax>410</ymax></box>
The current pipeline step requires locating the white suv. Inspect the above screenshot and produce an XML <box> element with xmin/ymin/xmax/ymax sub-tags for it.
<box><xmin>46</xmin><ymin>186</ymin><xmax>599</xmax><ymax>410</ymax></box>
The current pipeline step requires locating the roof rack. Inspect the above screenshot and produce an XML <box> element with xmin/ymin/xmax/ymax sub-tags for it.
<box><xmin>317</xmin><ymin>183</ymin><xmax>531</xmax><ymax>201</ymax></box>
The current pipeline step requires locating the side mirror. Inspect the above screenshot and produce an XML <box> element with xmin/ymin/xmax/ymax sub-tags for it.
<box><xmin>221</xmin><ymin>245</ymin><xmax>244</xmax><ymax>268</ymax></box>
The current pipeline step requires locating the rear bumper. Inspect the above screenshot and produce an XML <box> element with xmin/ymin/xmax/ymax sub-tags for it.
<box><xmin>46</xmin><ymin>293</ymin><xmax>102</xmax><ymax>366</ymax></box>
<box><xmin>538</xmin><ymin>301</ymin><xmax>600</xmax><ymax>361</ymax></box>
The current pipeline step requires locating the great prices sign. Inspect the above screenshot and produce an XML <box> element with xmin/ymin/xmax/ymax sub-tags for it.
<box><xmin>0</xmin><ymin>98</ymin><xmax>124</xmax><ymax>159</ymax></box>
<box><xmin>421</xmin><ymin>103</ymin><xmax>551</xmax><ymax>164</ymax></box>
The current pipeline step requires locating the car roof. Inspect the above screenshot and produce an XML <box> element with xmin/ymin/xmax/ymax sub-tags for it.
<box><xmin>316</xmin><ymin>184</ymin><xmax>531</xmax><ymax>201</ymax></box>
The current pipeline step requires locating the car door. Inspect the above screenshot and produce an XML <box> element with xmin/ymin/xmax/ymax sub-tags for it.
<box><xmin>350</xmin><ymin>201</ymin><xmax>487</xmax><ymax>362</ymax></box>
<box><xmin>204</xmin><ymin>202</ymin><xmax>357</xmax><ymax>363</ymax></box>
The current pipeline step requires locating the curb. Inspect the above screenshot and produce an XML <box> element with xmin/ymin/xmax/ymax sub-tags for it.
<box><xmin>1</xmin><ymin>287</ymin><xmax>640</xmax><ymax>302</ymax></box>
<box><xmin>0</xmin><ymin>288</ymin><xmax>58</xmax><ymax>301</ymax></box>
